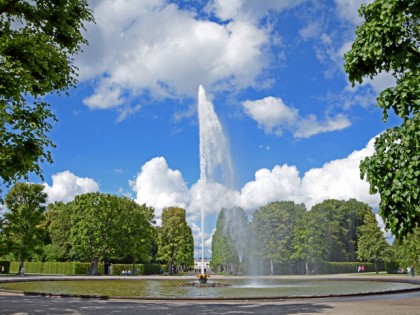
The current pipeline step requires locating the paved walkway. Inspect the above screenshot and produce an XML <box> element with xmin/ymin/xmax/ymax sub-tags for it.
<box><xmin>0</xmin><ymin>274</ymin><xmax>420</xmax><ymax>314</ymax></box>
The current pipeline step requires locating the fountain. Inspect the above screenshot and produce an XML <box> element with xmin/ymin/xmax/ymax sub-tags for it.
<box><xmin>197</xmin><ymin>85</ymin><xmax>233</xmax><ymax>280</ymax></box>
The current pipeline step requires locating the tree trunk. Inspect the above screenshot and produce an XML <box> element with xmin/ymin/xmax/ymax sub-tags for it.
<box><xmin>270</xmin><ymin>259</ymin><xmax>274</xmax><ymax>275</ymax></box>
<box><xmin>168</xmin><ymin>259</ymin><xmax>175</xmax><ymax>275</ymax></box>
<box><xmin>374</xmin><ymin>260</ymin><xmax>378</xmax><ymax>274</ymax></box>
<box><xmin>91</xmin><ymin>257</ymin><xmax>99</xmax><ymax>275</ymax></box>
<box><xmin>305</xmin><ymin>262</ymin><xmax>309</xmax><ymax>275</ymax></box>
<box><xmin>19</xmin><ymin>260</ymin><xmax>24</xmax><ymax>275</ymax></box>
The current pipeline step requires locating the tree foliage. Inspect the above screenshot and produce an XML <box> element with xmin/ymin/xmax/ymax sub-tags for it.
<box><xmin>2</xmin><ymin>182</ymin><xmax>47</xmax><ymax>268</ymax></box>
<box><xmin>344</xmin><ymin>0</ymin><xmax>420</xmax><ymax>238</ymax></box>
<box><xmin>43</xmin><ymin>201</ymin><xmax>73</xmax><ymax>261</ymax></box>
<box><xmin>157</xmin><ymin>207</ymin><xmax>194</xmax><ymax>274</ymax></box>
<box><xmin>357</xmin><ymin>212</ymin><xmax>393</xmax><ymax>273</ymax></box>
<box><xmin>211</xmin><ymin>207</ymin><xmax>248</xmax><ymax>274</ymax></box>
<box><xmin>291</xmin><ymin>210</ymin><xmax>327</xmax><ymax>274</ymax></box>
<box><xmin>309</xmin><ymin>199</ymin><xmax>371</xmax><ymax>262</ymax></box>
<box><xmin>0</xmin><ymin>0</ymin><xmax>94</xmax><ymax>186</ymax></box>
<box><xmin>393</xmin><ymin>227</ymin><xmax>420</xmax><ymax>270</ymax></box>
<box><xmin>252</xmin><ymin>201</ymin><xmax>305</xmax><ymax>275</ymax></box>
<box><xmin>115</xmin><ymin>199</ymin><xmax>155</xmax><ymax>265</ymax></box>
<box><xmin>70</xmin><ymin>193</ymin><xmax>155</xmax><ymax>275</ymax></box>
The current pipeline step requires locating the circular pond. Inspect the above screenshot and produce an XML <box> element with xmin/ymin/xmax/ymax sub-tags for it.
<box><xmin>1</xmin><ymin>278</ymin><xmax>419</xmax><ymax>299</ymax></box>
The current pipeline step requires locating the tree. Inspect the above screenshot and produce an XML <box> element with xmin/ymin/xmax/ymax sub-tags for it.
<box><xmin>70</xmin><ymin>193</ymin><xmax>155</xmax><ymax>275</ymax></box>
<box><xmin>291</xmin><ymin>211</ymin><xmax>327</xmax><ymax>275</ymax></box>
<box><xmin>113</xmin><ymin>200</ymin><xmax>155</xmax><ymax>268</ymax></box>
<box><xmin>357</xmin><ymin>212</ymin><xmax>392</xmax><ymax>274</ymax></box>
<box><xmin>0</xmin><ymin>0</ymin><xmax>94</xmax><ymax>186</ymax></box>
<box><xmin>211</xmin><ymin>230</ymin><xmax>232</xmax><ymax>273</ymax></box>
<box><xmin>157</xmin><ymin>207</ymin><xmax>194</xmax><ymax>274</ymax></box>
<box><xmin>211</xmin><ymin>207</ymin><xmax>249</xmax><ymax>274</ymax></box>
<box><xmin>309</xmin><ymin>199</ymin><xmax>372</xmax><ymax>262</ymax></box>
<box><xmin>344</xmin><ymin>0</ymin><xmax>420</xmax><ymax>239</ymax></box>
<box><xmin>252</xmin><ymin>201</ymin><xmax>305</xmax><ymax>275</ymax></box>
<box><xmin>43</xmin><ymin>201</ymin><xmax>74</xmax><ymax>261</ymax></box>
<box><xmin>2</xmin><ymin>182</ymin><xmax>47</xmax><ymax>270</ymax></box>
<box><xmin>393</xmin><ymin>227</ymin><xmax>420</xmax><ymax>271</ymax></box>
<box><xmin>340</xmin><ymin>199</ymin><xmax>374</xmax><ymax>259</ymax></box>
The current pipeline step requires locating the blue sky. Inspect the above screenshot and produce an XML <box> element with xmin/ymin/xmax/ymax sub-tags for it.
<box><xmin>18</xmin><ymin>0</ymin><xmax>400</xmax><ymax>256</ymax></box>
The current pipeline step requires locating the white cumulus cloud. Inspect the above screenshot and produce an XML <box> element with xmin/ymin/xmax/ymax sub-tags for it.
<box><xmin>237</xmin><ymin>165</ymin><xmax>302</xmax><ymax>212</ymax></box>
<box><xmin>43</xmin><ymin>171</ymin><xmax>99</xmax><ymax>203</ymax></box>
<box><xmin>78</xmin><ymin>0</ymin><xmax>269</xmax><ymax>111</ymax></box>
<box><xmin>300</xmin><ymin>137</ymin><xmax>379</xmax><ymax>209</ymax></box>
<box><xmin>242</xmin><ymin>96</ymin><xmax>351</xmax><ymax>138</ymax></box>
<box><xmin>294</xmin><ymin>113</ymin><xmax>351</xmax><ymax>138</ymax></box>
<box><xmin>334</xmin><ymin>0</ymin><xmax>374</xmax><ymax>25</ymax></box>
<box><xmin>208</xmin><ymin>0</ymin><xmax>305</xmax><ymax>22</ymax></box>
<box><xmin>242</xmin><ymin>97</ymin><xmax>298</xmax><ymax>136</ymax></box>
<box><xmin>130</xmin><ymin>157</ymin><xmax>191</xmax><ymax>221</ymax></box>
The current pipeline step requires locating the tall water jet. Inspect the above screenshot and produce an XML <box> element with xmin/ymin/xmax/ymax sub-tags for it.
<box><xmin>197</xmin><ymin>85</ymin><xmax>233</xmax><ymax>274</ymax></box>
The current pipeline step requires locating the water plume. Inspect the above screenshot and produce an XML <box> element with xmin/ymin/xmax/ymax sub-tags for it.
<box><xmin>198</xmin><ymin>85</ymin><xmax>233</xmax><ymax>273</ymax></box>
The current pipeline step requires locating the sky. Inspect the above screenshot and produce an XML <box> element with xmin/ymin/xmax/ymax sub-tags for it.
<box><xmin>7</xmin><ymin>0</ymin><xmax>402</xmax><ymax>257</ymax></box>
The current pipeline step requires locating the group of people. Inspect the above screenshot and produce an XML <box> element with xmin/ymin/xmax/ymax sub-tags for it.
<box><xmin>396</xmin><ymin>266</ymin><xmax>415</xmax><ymax>276</ymax></box>
<box><xmin>357</xmin><ymin>265</ymin><xmax>365</xmax><ymax>273</ymax></box>
<box><xmin>407</xmin><ymin>266</ymin><xmax>415</xmax><ymax>277</ymax></box>
<box><xmin>120</xmin><ymin>270</ymin><xmax>132</xmax><ymax>276</ymax></box>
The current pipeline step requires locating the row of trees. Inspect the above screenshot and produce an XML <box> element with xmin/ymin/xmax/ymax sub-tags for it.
<box><xmin>211</xmin><ymin>199</ymin><xmax>414</xmax><ymax>275</ymax></box>
<box><xmin>2</xmin><ymin>182</ymin><xmax>420</xmax><ymax>276</ymax></box>
<box><xmin>0</xmin><ymin>183</ymin><xmax>194</xmax><ymax>274</ymax></box>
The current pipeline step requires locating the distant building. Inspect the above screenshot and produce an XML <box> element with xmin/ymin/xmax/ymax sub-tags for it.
<box><xmin>194</xmin><ymin>258</ymin><xmax>211</xmax><ymax>272</ymax></box>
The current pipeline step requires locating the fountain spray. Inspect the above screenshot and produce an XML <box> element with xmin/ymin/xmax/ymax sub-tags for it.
<box><xmin>198</xmin><ymin>85</ymin><xmax>208</xmax><ymax>275</ymax></box>
<box><xmin>197</xmin><ymin>85</ymin><xmax>234</xmax><ymax>274</ymax></box>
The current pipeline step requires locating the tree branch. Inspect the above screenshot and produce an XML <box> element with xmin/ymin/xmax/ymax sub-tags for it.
<box><xmin>407</xmin><ymin>45</ymin><xmax>420</xmax><ymax>60</ymax></box>
<box><xmin>0</xmin><ymin>0</ymin><xmax>20</xmax><ymax>15</ymax></box>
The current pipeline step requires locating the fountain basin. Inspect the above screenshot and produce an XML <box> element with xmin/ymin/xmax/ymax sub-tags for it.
<box><xmin>1</xmin><ymin>276</ymin><xmax>419</xmax><ymax>299</ymax></box>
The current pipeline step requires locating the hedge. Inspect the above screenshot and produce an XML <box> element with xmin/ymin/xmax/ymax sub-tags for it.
<box><xmin>6</xmin><ymin>261</ymin><xmax>164</xmax><ymax>275</ymax></box>
<box><xmin>8</xmin><ymin>261</ymin><xmax>104</xmax><ymax>275</ymax></box>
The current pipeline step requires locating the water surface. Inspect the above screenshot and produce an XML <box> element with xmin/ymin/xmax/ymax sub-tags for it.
<box><xmin>1</xmin><ymin>279</ymin><xmax>419</xmax><ymax>298</ymax></box>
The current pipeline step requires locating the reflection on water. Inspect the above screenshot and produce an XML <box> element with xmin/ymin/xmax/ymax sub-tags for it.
<box><xmin>238</xmin><ymin>284</ymin><xmax>312</xmax><ymax>288</ymax></box>
<box><xmin>1</xmin><ymin>279</ymin><xmax>418</xmax><ymax>298</ymax></box>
